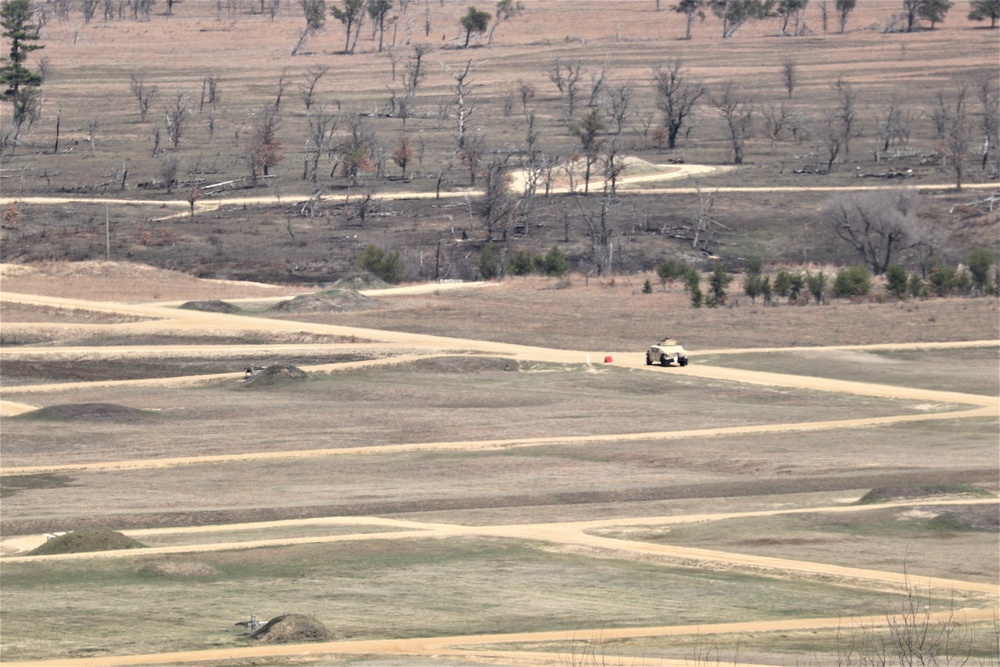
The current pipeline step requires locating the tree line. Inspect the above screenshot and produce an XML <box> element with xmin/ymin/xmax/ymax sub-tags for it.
<box><xmin>644</xmin><ymin>246</ymin><xmax>997</xmax><ymax>309</ymax></box>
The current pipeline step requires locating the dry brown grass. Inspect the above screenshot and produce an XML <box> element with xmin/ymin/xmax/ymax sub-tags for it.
<box><xmin>1</xmin><ymin>4</ymin><xmax>999</xmax><ymax>660</ymax></box>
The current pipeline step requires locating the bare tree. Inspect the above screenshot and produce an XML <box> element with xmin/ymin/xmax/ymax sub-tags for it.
<box><xmin>272</xmin><ymin>70</ymin><xmax>290</xmax><ymax>112</ymax></box>
<box><xmin>935</xmin><ymin>85</ymin><xmax>972</xmax><ymax>190</ymax></box>
<box><xmin>351</xmin><ymin>187</ymin><xmax>379</xmax><ymax>227</ymax></box>
<box><xmin>247</xmin><ymin>106</ymin><xmax>282</xmax><ymax>185</ymax></box>
<box><xmin>161</xmin><ymin>158</ymin><xmax>179</xmax><ymax>193</ymax></box>
<box><xmin>299</xmin><ymin>65</ymin><xmax>329</xmax><ymax>110</ymax></box>
<box><xmin>199</xmin><ymin>72</ymin><xmax>221</xmax><ymax>113</ymax></box>
<box><xmin>405</xmin><ymin>43</ymin><xmax>431</xmax><ymax>95</ymax></box>
<box><xmin>392</xmin><ymin>135</ymin><xmax>413</xmax><ymax>179</ymax></box>
<box><xmin>575</xmin><ymin>193</ymin><xmax>616</xmax><ymax>275</ymax></box>
<box><xmin>603</xmin><ymin>80</ymin><xmax>634</xmax><ymax>135</ymax></box>
<box><xmin>337</xmin><ymin>113</ymin><xmax>377</xmax><ymax>186</ymax></box>
<box><xmin>130</xmin><ymin>71</ymin><xmax>158</xmax><ymax>122</ymax></box>
<box><xmin>480</xmin><ymin>154</ymin><xmax>515</xmax><ymax>241</ymax></box>
<box><xmin>824</xmin><ymin>189</ymin><xmax>928</xmax><ymax>274</ymax></box>
<box><xmin>85</xmin><ymin>118</ymin><xmax>99</xmax><ymax>155</ymax></box>
<box><xmin>602</xmin><ymin>138</ymin><xmax>627</xmax><ymax>196</ymax></box>
<box><xmin>834</xmin><ymin>77</ymin><xmax>858</xmax><ymax>159</ymax></box>
<box><xmin>838</xmin><ymin>582</ymin><xmax>979</xmax><ymax>666</ymax></box>
<box><xmin>652</xmin><ymin>59</ymin><xmax>705</xmax><ymax>150</ymax></box>
<box><xmin>517</xmin><ymin>79</ymin><xmax>535</xmax><ymax>117</ymax></box>
<box><xmin>459</xmin><ymin>132</ymin><xmax>486</xmax><ymax>185</ymax></box>
<box><xmin>781</xmin><ymin>58</ymin><xmax>796</xmax><ymax>98</ymax></box>
<box><xmin>711</xmin><ymin>81</ymin><xmax>754</xmax><ymax>165</ymax></box>
<box><xmin>546</xmin><ymin>58</ymin><xmax>583</xmax><ymax>118</ymax></box>
<box><xmin>689</xmin><ymin>178</ymin><xmax>721</xmax><ymax>250</ymax></box>
<box><xmin>442</xmin><ymin>58</ymin><xmax>484</xmax><ymax>149</ymax></box>
<box><xmin>516</xmin><ymin>114</ymin><xmax>544</xmax><ymax>233</ymax></box>
<box><xmin>587</xmin><ymin>54</ymin><xmax>611</xmax><ymax>108</ymax></box>
<box><xmin>978</xmin><ymin>75</ymin><xmax>999</xmax><ymax>173</ymax></box>
<box><xmin>874</xmin><ymin>94</ymin><xmax>911</xmax><ymax>161</ymax></box>
<box><xmin>164</xmin><ymin>91</ymin><xmax>188</xmax><ymax>149</ymax></box>
<box><xmin>305</xmin><ymin>104</ymin><xmax>337</xmax><ymax>183</ymax></box>
<box><xmin>762</xmin><ymin>102</ymin><xmax>789</xmax><ymax>153</ymax></box>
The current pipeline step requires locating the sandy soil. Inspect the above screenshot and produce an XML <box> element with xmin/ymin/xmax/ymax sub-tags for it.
<box><xmin>1</xmin><ymin>267</ymin><xmax>998</xmax><ymax>667</ymax></box>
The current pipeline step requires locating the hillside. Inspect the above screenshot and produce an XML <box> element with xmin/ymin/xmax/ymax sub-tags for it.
<box><xmin>0</xmin><ymin>0</ymin><xmax>997</xmax><ymax>282</ymax></box>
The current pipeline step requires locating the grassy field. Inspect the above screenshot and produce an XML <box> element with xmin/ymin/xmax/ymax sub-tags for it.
<box><xmin>1</xmin><ymin>537</ymin><xmax>947</xmax><ymax>661</ymax></box>
<box><xmin>1</xmin><ymin>0</ymin><xmax>998</xmax><ymax>662</ymax></box>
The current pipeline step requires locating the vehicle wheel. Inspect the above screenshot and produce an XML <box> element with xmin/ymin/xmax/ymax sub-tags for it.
<box><xmin>679</xmin><ymin>357</ymin><xmax>689</xmax><ymax>367</ymax></box>
<box><xmin>660</xmin><ymin>355</ymin><xmax>670</xmax><ymax>367</ymax></box>
<box><xmin>646</xmin><ymin>354</ymin><xmax>653</xmax><ymax>366</ymax></box>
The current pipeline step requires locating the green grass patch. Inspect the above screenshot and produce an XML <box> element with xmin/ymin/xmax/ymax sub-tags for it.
<box><xmin>178</xmin><ymin>300</ymin><xmax>247</xmax><ymax>314</ymax></box>
<box><xmin>0</xmin><ymin>473</ymin><xmax>75</xmax><ymax>499</ymax></box>
<box><xmin>1</xmin><ymin>536</ymin><xmax>920</xmax><ymax>662</ymax></box>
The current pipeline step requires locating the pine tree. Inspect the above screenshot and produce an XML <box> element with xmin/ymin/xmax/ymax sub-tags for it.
<box><xmin>1</xmin><ymin>0</ymin><xmax>44</xmax><ymax>146</ymax></box>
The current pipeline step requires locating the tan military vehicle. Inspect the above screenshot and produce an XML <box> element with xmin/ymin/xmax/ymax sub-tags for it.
<box><xmin>645</xmin><ymin>336</ymin><xmax>689</xmax><ymax>367</ymax></box>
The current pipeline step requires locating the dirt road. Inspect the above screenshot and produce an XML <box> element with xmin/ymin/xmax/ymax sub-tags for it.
<box><xmin>3</xmin><ymin>159</ymin><xmax>996</xmax><ymax>223</ymax></box>
<box><xmin>1</xmin><ymin>278</ymin><xmax>997</xmax><ymax>667</ymax></box>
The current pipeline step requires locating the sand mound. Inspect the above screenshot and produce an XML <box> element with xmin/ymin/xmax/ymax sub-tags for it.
<box><xmin>241</xmin><ymin>364</ymin><xmax>308</xmax><ymax>389</ymax></box>
<box><xmin>251</xmin><ymin>614</ymin><xmax>332</xmax><ymax>643</ymax></box>
<box><xmin>29</xmin><ymin>530</ymin><xmax>146</xmax><ymax>555</ymax></box>
<box><xmin>25</xmin><ymin>403</ymin><xmax>149</xmax><ymax>422</ymax></box>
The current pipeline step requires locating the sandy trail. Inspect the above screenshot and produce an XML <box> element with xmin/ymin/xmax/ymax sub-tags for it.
<box><xmin>3</xmin><ymin>162</ymin><xmax>996</xmax><ymax>218</ymax></box>
<box><xmin>6</xmin><ymin>499</ymin><xmax>999</xmax><ymax>599</ymax></box>
<box><xmin>10</xmin><ymin>606</ymin><xmax>1000</xmax><ymax>667</ymax></box>
<box><xmin>2</xmin><ymin>282</ymin><xmax>998</xmax><ymax>667</ymax></box>
<box><xmin>2</xmin><ymin>403</ymin><xmax>995</xmax><ymax>476</ymax></box>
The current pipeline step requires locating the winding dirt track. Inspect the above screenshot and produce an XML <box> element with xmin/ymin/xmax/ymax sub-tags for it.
<box><xmin>3</xmin><ymin>161</ymin><xmax>996</xmax><ymax>224</ymax></box>
<box><xmin>1</xmin><ymin>282</ymin><xmax>998</xmax><ymax>667</ymax></box>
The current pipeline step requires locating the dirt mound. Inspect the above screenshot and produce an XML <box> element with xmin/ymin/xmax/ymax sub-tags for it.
<box><xmin>926</xmin><ymin>505</ymin><xmax>1000</xmax><ymax>532</ymax></box>
<box><xmin>269</xmin><ymin>289</ymin><xmax>376</xmax><ymax>313</ymax></box>
<box><xmin>333</xmin><ymin>273</ymin><xmax>391</xmax><ymax>291</ymax></box>
<box><xmin>179</xmin><ymin>300</ymin><xmax>243</xmax><ymax>314</ymax></box>
<box><xmin>29</xmin><ymin>530</ymin><xmax>146</xmax><ymax>555</ymax></box>
<box><xmin>251</xmin><ymin>614</ymin><xmax>332</xmax><ymax>643</ymax></box>
<box><xmin>23</xmin><ymin>403</ymin><xmax>149</xmax><ymax>422</ymax></box>
<box><xmin>858</xmin><ymin>484</ymin><xmax>995</xmax><ymax>504</ymax></box>
<box><xmin>241</xmin><ymin>364</ymin><xmax>308</xmax><ymax>389</ymax></box>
